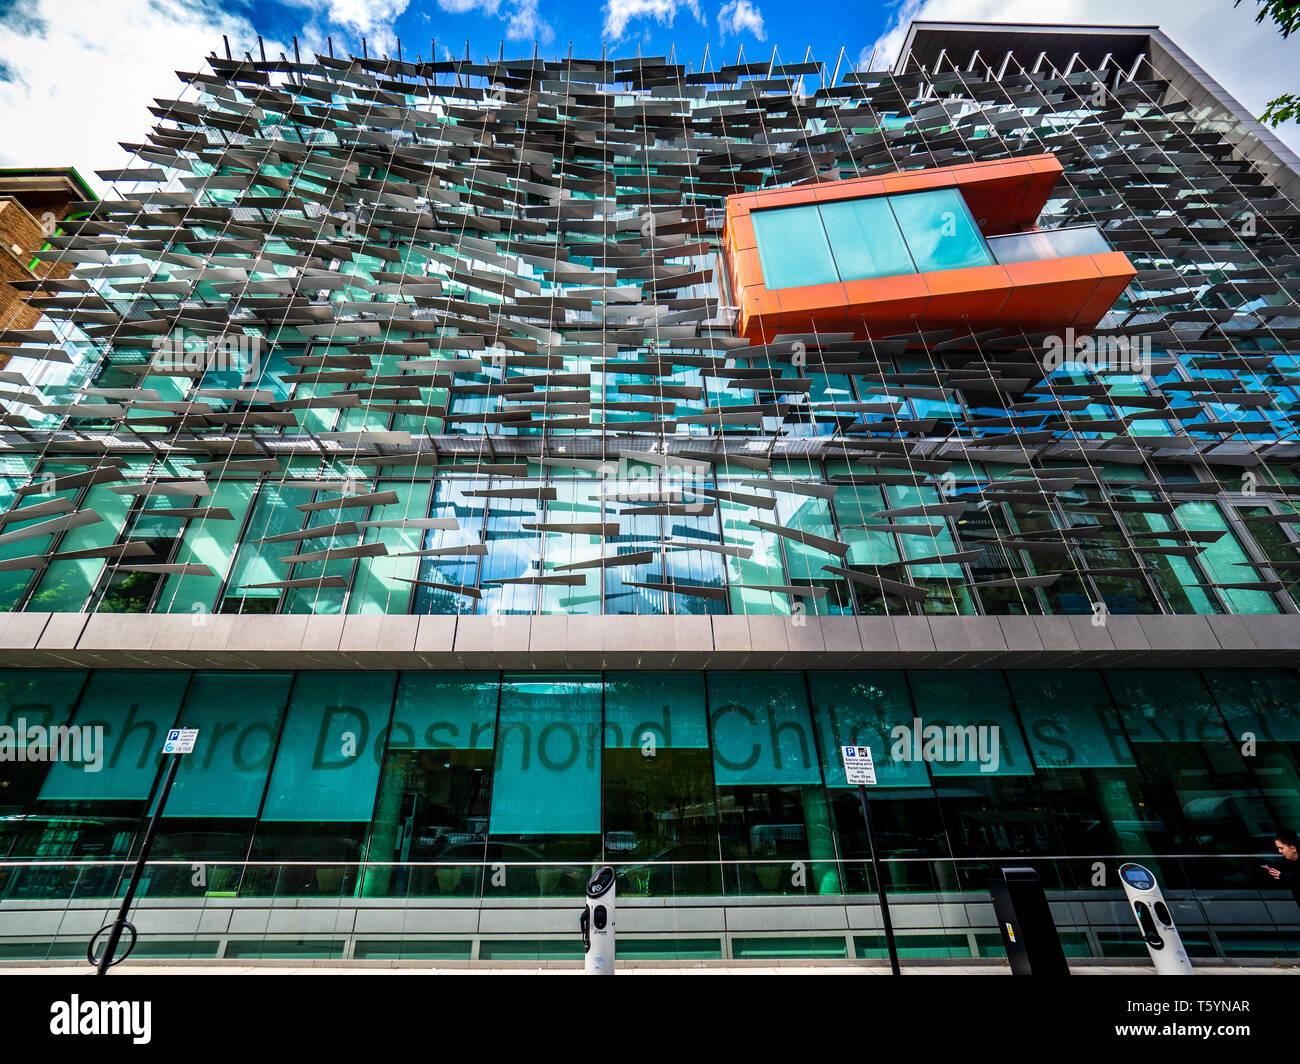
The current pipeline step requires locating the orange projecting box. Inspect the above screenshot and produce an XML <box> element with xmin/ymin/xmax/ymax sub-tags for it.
<box><xmin>723</xmin><ymin>154</ymin><xmax>1136</xmax><ymax>344</ymax></box>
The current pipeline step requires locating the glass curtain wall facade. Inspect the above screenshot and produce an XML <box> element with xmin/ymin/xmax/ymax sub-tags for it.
<box><xmin>4</xmin><ymin>666</ymin><xmax>1299</xmax><ymax>898</ymax></box>
<box><xmin>4</xmin><ymin>664</ymin><xmax>1300</xmax><ymax>960</ymax></box>
<box><xmin>2</xmin><ymin>22</ymin><xmax>1300</xmax><ymax>961</ymax></box>
<box><xmin>1</xmin><ymin>456</ymin><xmax>1296</xmax><ymax>618</ymax></box>
<box><xmin>0</xmin><ymin>32</ymin><xmax>1297</xmax><ymax>622</ymax></box>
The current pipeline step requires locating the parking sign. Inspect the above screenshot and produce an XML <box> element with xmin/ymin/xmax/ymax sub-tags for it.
<box><xmin>161</xmin><ymin>728</ymin><xmax>199</xmax><ymax>755</ymax></box>
<box><xmin>841</xmin><ymin>745</ymin><xmax>877</xmax><ymax>786</ymax></box>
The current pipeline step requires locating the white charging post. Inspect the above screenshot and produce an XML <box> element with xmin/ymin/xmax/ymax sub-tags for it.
<box><xmin>1118</xmin><ymin>862</ymin><xmax>1194</xmax><ymax>974</ymax></box>
<box><xmin>581</xmin><ymin>865</ymin><xmax>616</xmax><ymax>975</ymax></box>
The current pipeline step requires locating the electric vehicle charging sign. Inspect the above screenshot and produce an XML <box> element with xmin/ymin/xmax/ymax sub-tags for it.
<box><xmin>162</xmin><ymin>728</ymin><xmax>199</xmax><ymax>755</ymax></box>
<box><xmin>841</xmin><ymin>745</ymin><xmax>877</xmax><ymax>786</ymax></box>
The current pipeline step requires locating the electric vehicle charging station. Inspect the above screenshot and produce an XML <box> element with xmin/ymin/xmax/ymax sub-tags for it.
<box><xmin>987</xmin><ymin>866</ymin><xmax>1070</xmax><ymax>975</ymax></box>
<box><xmin>581</xmin><ymin>866</ymin><xmax>616</xmax><ymax>975</ymax></box>
<box><xmin>1119</xmin><ymin>862</ymin><xmax>1194</xmax><ymax>975</ymax></box>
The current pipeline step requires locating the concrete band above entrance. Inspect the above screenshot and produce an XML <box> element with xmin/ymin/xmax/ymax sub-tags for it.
<box><xmin>0</xmin><ymin>611</ymin><xmax>1295</xmax><ymax>671</ymax></box>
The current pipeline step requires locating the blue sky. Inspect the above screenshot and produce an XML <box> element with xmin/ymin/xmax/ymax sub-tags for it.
<box><xmin>0</xmin><ymin>0</ymin><xmax>1297</xmax><ymax>182</ymax></box>
<box><xmin>238</xmin><ymin>0</ymin><xmax>854</xmax><ymax>68</ymax></box>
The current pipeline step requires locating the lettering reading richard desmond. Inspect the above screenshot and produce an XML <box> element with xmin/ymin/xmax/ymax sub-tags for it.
<box><xmin>21</xmin><ymin>692</ymin><xmax>1216</xmax><ymax>786</ymax></box>
<box><xmin>29</xmin><ymin>702</ymin><xmax>1017</xmax><ymax>779</ymax></box>
<box><xmin>18</xmin><ymin>669</ymin><xmax>1256</xmax><ymax>825</ymax></box>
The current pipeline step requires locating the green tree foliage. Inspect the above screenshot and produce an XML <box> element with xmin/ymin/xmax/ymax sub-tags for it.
<box><xmin>1238</xmin><ymin>0</ymin><xmax>1300</xmax><ymax>124</ymax></box>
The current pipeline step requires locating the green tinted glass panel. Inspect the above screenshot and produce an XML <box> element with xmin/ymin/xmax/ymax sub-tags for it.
<box><xmin>602</xmin><ymin>673</ymin><xmax>719</xmax><ymax>881</ymax></box>
<box><xmin>348</xmin><ymin>480</ymin><xmax>432</xmax><ymax>614</ymax></box>
<box><xmin>1175</xmin><ymin>501</ymin><xmax>1279</xmax><ymax>614</ymax></box>
<box><xmin>818</xmin><ymin>196</ymin><xmax>915</xmax><ymax>281</ymax></box>
<box><xmin>26</xmin><ymin>485</ymin><xmax>133</xmax><ymax>611</ymax></box>
<box><xmin>832</xmin><ymin>484</ymin><xmax>899</xmax><ymax>566</ymax></box>
<box><xmin>389</xmin><ymin>672</ymin><xmax>497</xmax><ymax>750</ymax></box>
<box><xmin>0</xmin><ymin>485</ymin><xmax>79</xmax><ymax>609</ymax></box>
<box><xmin>751</xmin><ymin>204</ymin><xmax>837</xmax><ymax>291</ymax></box>
<box><xmin>1202</xmin><ymin>669</ymin><xmax>1300</xmax><ymax>743</ymax></box>
<box><xmin>0</xmin><ymin>670</ymin><xmax>85</xmax><ymax>732</ymax></box>
<box><xmin>807</xmin><ymin>671</ymin><xmax>929</xmax><ymax>787</ymax></box>
<box><xmin>604</xmin><ymin>671</ymin><xmax>709</xmax><ymax>749</ymax></box>
<box><xmin>1006</xmin><ymin>670</ymin><xmax>1134</xmax><ymax>769</ymax></box>
<box><xmin>363</xmin><ymin>673</ymin><xmax>496</xmax><ymax>897</ymax></box>
<box><xmin>225</xmin><ymin>483</ymin><xmax>303</xmax><ymax>600</ymax></box>
<box><xmin>708</xmin><ymin>672</ymin><xmax>822</xmax><ymax>785</ymax></box>
<box><xmin>907</xmin><ymin>670</ymin><xmax>1033</xmax><ymax>776</ymax></box>
<box><xmin>777</xmin><ymin>494</ymin><xmax>839</xmax><ymax>581</ymax></box>
<box><xmin>166</xmin><ymin>671</ymin><xmax>292</xmax><ymax>818</ymax></box>
<box><xmin>0</xmin><ymin>670</ymin><xmax>88</xmax><ymax>815</ymax></box>
<box><xmin>259</xmin><ymin>672</ymin><xmax>395</xmax><ymax>822</ymax></box>
<box><xmin>38</xmin><ymin>671</ymin><xmax>189</xmax><ymax>800</ymax></box>
<box><xmin>157</xmin><ymin>480</ymin><xmax>257</xmax><ymax>614</ymax></box>
<box><xmin>489</xmin><ymin>675</ymin><xmax>601</xmax><ymax>835</ymax></box>
<box><xmin>1105</xmin><ymin>670</ymin><xmax>1233</xmax><ymax>746</ymax></box>
<box><xmin>889</xmin><ymin>187</ymin><xmax>993</xmax><ymax>272</ymax></box>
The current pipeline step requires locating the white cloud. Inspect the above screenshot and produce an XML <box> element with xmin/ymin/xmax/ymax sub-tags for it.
<box><xmin>307</xmin><ymin>0</ymin><xmax>410</xmax><ymax>32</ymax></box>
<box><xmin>284</xmin><ymin>0</ymin><xmax>411</xmax><ymax>55</ymax></box>
<box><xmin>438</xmin><ymin>0</ymin><xmax>503</xmax><ymax>14</ymax></box>
<box><xmin>717</xmin><ymin>0</ymin><xmax>765</xmax><ymax>41</ymax></box>
<box><xmin>435</xmin><ymin>0</ymin><xmax>551</xmax><ymax>48</ymax></box>
<box><xmin>0</xmin><ymin>0</ymin><xmax>277</xmax><ymax>184</ymax></box>
<box><xmin>0</xmin><ymin>0</ymin><xmax>557</xmax><ymax>189</ymax></box>
<box><xmin>506</xmin><ymin>0</ymin><xmax>554</xmax><ymax>43</ymax></box>
<box><xmin>864</xmin><ymin>0</ymin><xmax>1300</xmax><ymax>151</ymax></box>
<box><xmin>603</xmin><ymin>0</ymin><xmax>704</xmax><ymax>42</ymax></box>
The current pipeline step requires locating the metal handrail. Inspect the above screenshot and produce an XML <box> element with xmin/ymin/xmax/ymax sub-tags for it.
<box><xmin>0</xmin><ymin>852</ymin><xmax>1283</xmax><ymax>868</ymax></box>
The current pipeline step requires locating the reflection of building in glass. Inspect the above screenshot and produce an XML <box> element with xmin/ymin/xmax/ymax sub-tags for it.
<box><xmin>2</xmin><ymin>21</ymin><xmax>1300</xmax><ymax>963</ymax></box>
